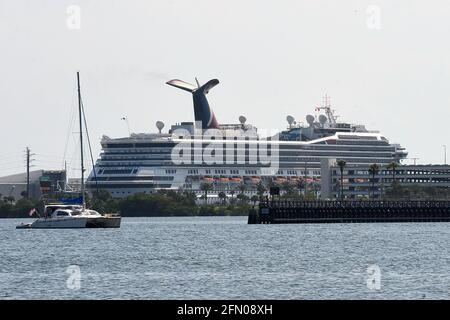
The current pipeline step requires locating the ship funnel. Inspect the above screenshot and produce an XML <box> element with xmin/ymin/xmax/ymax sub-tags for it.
<box><xmin>166</xmin><ymin>78</ymin><xmax>220</xmax><ymax>129</ymax></box>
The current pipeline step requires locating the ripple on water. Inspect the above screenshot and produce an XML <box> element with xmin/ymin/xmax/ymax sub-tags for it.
<box><xmin>0</xmin><ymin>217</ymin><xmax>449</xmax><ymax>299</ymax></box>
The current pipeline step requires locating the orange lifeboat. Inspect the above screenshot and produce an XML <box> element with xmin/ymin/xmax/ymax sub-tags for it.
<box><xmin>202</xmin><ymin>176</ymin><xmax>214</xmax><ymax>183</ymax></box>
<box><xmin>275</xmin><ymin>177</ymin><xmax>287</xmax><ymax>183</ymax></box>
<box><xmin>251</xmin><ymin>176</ymin><xmax>261</xmax><ymax>183</ymax></box>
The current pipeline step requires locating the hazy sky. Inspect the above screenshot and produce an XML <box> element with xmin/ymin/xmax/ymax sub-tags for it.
<box><xmin>1</xmin><ymin>0</ymin><xmax>449</xmax><ymax>178</ymax></box>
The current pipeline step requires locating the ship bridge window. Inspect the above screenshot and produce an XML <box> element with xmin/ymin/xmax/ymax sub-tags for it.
<box><xmin>165</xmin><ymin>169</ymin><xmax>177</xmax><ymax>174</ymax></box>
<box><xmin>102</xmin><ymin>169</ymin><xmax>133</xmax><ymax>175</ymax></box>
<box><xmin>107</xmin><ymin>143</ymin><xmax>134</xmax><ymax>148</ymax></box>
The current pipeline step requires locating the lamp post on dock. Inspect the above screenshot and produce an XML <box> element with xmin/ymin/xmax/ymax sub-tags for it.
<box><xmin>121</xmin><ymin>116</ymin><xmax>131</xmax><ymax>136</ymax></box>
<box><xmin>336</xmin><ymin>160</ymin><xmax>346</xmax><ymax>201</ymax></box>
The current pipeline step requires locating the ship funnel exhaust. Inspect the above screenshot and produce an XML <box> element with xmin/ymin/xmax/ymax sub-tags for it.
<box><xmin>166</xmin><ymin>78</ymin><xmax>220</xmax><ymax>129</ymax></box>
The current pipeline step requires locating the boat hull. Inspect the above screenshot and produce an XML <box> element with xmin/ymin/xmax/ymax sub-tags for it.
<box><xmin>86</xmin><ymin>216</ymin><xmax>121</xmax><ymax>228</ymax></box>
<box><xmin>26</xmin><ymin>217</ymin><xmax>88</xmax><ymax>229</ymax></box>
<box><xmin>16</xmin><ymin>216</ymin><xmax>121</xmax><ymax>229</ymax></box>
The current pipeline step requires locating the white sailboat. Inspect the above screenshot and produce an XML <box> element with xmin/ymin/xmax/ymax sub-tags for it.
<box><xmin>17</xmin><ymin>72</ymin><xmax>121</xmax><ymax>229</ymax></box>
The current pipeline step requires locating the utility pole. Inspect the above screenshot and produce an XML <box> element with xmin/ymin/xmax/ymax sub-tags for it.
<box><xmin>304</xmin><ymin>160</ymin><xmax>308</xmax><ymax>196</ymax></box>
<box><xmin>25</xmin><ymin>147</ymin><xmax>35</xmax><ymax>199</ymax></box>
<box><xmin>444</xmin><ymin>145</ymin><xmax>447</xmax><ymax>165</ymax></box>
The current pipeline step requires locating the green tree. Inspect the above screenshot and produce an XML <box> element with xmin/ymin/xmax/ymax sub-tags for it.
<box><xmin>368</xmin><ymin>163</ymin><xmax>380</xmax><ymax>199</ymax></box>
<box><xmin>256</xmin><ymin>181</ymin><xmax>266</xmax><ymax>199</ymax></box>
<box><xmin>199</xmin><ymin>183</ymin><xmax>213</xmax><ymax>204</ymax></box>
<box><xmin>280</xmin><ymin>181</ymin><xmax>295</xmax><ymax>197</ymax></box>
<box><xmin>236</xmin><ymin>193</ymin><xmax>249</xmax><ymax>204</ymax></box>
<box><xmin>250</xmin><ymin>195</ymin><xmax>259</xmax><ymax>206</ymax></box>
<box><xmin>218</xmin><ymin>191</ymin><xmax>227</xmax><ymax>205</ymax></box>
<box><xmin>237</xmin><ymin>183</ymin><xmax>247</xmax><ymax>196</ymax></box>
<box><xmin>296</xmin><ymin>180</ymin><xmax>305</xmax><ymax>197</ymax></box>
<box><xmin>3</xmin><ymin>196</ymin><xmax>15</xmax><ymax>204</ymax></box>
<box><xmin>336</xmin><ymin>160</ymin><xmax>347</xmax><ymax>200</ymax></box>
<box><xmin>387</xmin><ymin>161</ymin><xmax>400</xmax><ymax>188</ymax></box>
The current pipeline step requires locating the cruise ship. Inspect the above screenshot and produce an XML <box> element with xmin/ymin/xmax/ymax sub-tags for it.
<box><xmin>86</xmin><ymin>78</ymin><xmax>407</xmax><ymax>197</ymax></box>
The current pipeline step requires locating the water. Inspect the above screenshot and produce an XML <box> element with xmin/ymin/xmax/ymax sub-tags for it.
<box><xmin>0</xmin><ymin>217</ymin><xmax>449</xmax><ymax>299</ymax></box>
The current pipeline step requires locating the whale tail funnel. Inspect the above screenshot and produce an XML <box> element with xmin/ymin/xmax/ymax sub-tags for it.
<box><xmin>166</xmin><ymin>78</ymin><xmax>220</xmax><ymax>129</ymax></box>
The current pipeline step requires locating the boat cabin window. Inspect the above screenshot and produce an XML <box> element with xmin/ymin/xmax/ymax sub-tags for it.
<box><xmin>56</xmin><ymin>210</ymin><xmax>70</xmax><ymax>217</ymax></box>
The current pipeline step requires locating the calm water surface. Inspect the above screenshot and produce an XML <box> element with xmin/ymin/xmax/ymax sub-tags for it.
<box><xmin>1</xmin><ymin>217</ymin><xmax>449</xmax><ymax>299</ymax></box>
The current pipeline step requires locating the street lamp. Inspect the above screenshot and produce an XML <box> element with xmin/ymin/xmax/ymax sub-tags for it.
<box><xmin>121</xmin><ymin>116</ymin><xmax>131</xmax><ymax>136</ymax></box>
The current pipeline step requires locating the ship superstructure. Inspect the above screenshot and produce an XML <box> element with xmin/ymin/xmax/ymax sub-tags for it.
<box><xmin>86</xmin><ymin>79</ymin><xmax>407</xmax><ymax>197</ymax></box>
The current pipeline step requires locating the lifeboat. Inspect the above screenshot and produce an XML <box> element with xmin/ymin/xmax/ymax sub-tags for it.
<box><xmin>250</xmin><ymin>176</ymin><xmax>261</xmax><ymax>183</ymax></box>
<box><xmin>202</xmin><ymin>176</ymin><xmax>214</xmax><ymax>183</ymax></box>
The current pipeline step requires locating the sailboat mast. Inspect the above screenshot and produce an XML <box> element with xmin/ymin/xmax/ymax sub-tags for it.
<box><xmin>77</xmin><ymin>72</ymin><xmax>85</xmax><ymax>207</ymax></box>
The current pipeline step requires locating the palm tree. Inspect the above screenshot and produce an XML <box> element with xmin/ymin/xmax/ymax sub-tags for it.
<box><xmin>250</xmin><ymin>195</ymin><xmax>259</xmax><ymax>206</ymax></box>
<box><xmin>368</xmin><ymin>163</ymin><xmax>380</xmax><ymax>199</ymax></box>
<box><xmin>336</xmin><ymin>160</ymin><xmax>347</xmax><ymax>200</ymax></box>
<box><xmin>218</xmin><ymin>191</ymin><xmax>227</xmax><ymax>205</ymax></box>
<box><xmin>387</xmin><ymin>161</ymin><xmax>400</xmax><ymax>188</ymax></box>
<box><xmin>280</xmin><ymin>181</ymin><xmax>295</xmax><ymax>197</ymax></box>
<box><xmin>237</xmin><ymin>183</ymin><xmax>247</xmax><ymax>196</ymax></box>
<box><xmin>199</xmin><ymin>182</ymin><xmax>213</xmax><ymax>204</ymax></box>
<box><xmin>296</xmin><ymin>180</ymin><xmax>305</xmax><ymax>197</ymax></box>
<box><xmin>256</xmin><ymin>181</ymin><xmax>266</xmax><ymax>200</ymax></box>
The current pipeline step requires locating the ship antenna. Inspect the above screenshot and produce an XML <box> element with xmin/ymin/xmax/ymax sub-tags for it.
<box><xmin>195</xmin><ymin>77</ymin><xmax>200</xmax><ymax>88</ymax></box>
<box><xmin>77</xmin><ymin>72</ymin><xmax>86</xmax><ymax>209</ymax></box>
<box><xmin>322</xmin><ymin>94</ymin><xmax>336</xmax><ymax>124</ymax></box>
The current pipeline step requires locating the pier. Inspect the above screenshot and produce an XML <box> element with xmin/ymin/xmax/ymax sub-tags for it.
<box><xmin>248</xmin><ymin>200</ymin><xmax>450</xmax><ymax>224</ymax></box>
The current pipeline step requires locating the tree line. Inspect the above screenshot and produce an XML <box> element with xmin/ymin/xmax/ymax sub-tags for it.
<box><xmin>336</xmin><ymin>160</ymin><xmax>450</xmax><ymax>200</ymax></box>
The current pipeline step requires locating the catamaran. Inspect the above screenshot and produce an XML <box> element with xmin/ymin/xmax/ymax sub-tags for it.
<box><xmin>16</xmin><ymin>72</ymin><xmax>121</xmax><ymax>229</ymax></box>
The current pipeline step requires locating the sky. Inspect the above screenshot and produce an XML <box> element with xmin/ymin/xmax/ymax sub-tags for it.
<box><xmin>0</xmin><ymin>0</ymin><xmax>449</xmax><ymax>178</ymax></box>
